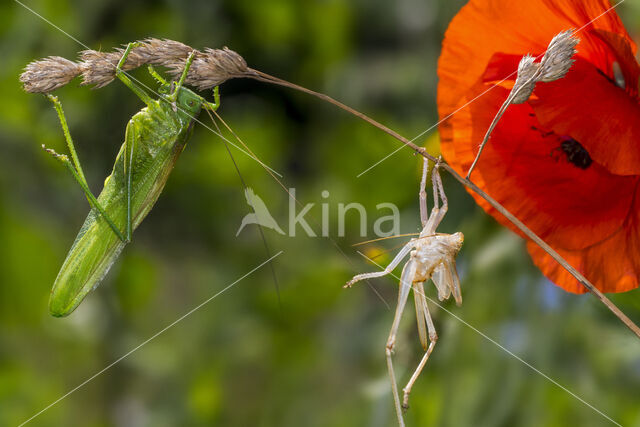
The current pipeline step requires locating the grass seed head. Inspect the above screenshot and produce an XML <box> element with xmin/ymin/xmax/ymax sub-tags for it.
<box><xmin>164</xmin><ymin>47</ymin><xmax>249</xmax><ymax>90</ymax></box>
<box><xmin>23</xmin><ymin>39</ymin><xmax>250</xmax><ymax>92</ymax></box>
<box><xmin>138</xmin><ymin>38</ymin><xmax>193</xmax><ymax>66</ymax></box>
<box><xmin>511</xmin><ymin>55</ymin><xmax>540</xmax><ymax>104</ymax></box>
<box><xmin>510</xmin><ymin>31</ymin><xmax>579</xmax><ymax>104</ymax></box>
<box><xmin>20</xmin><ymin>56</ymin><xmax>82</xmax><ymax>93</ymax></box>
<box><xmin>540</xmin><ymin>30</ymin><xmax>579</xmax><ymax>82</ymax></box>
<box><xmin>78</xmin><ymin>50</ymin><xmax>121</xmax><ymax>88</ymax></box>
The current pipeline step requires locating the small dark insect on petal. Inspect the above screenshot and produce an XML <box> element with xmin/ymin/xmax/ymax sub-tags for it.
<box><xmin>560</xmin><ymin>137</ymin><xmax>592</xmax><ymax>169</ymax></box>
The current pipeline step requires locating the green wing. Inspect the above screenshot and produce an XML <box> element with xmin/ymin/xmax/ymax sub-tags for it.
<box><xmin>49</xmin><ymin>104</ymin><xmax>193</xmax><ymax>316</ymax></box>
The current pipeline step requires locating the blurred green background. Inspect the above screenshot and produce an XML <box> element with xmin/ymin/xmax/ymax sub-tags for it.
<box><xmin>2</xmin><ymin>0</ymin><xmax>640</xmax><ymax>426</ymax></box>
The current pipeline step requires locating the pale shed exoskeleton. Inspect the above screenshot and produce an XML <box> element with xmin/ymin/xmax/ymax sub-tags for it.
<box><xmin>345</xmin><ymin>157</ymin><xmax>464</xmax><ymax>427</ymax></box>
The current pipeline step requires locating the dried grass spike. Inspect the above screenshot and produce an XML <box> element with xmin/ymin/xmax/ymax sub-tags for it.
<box><xmin>78</xmin><ymin>41</ymin><xmax>168</xmax><ymax>89</ymax></box>
<box><xmin>166</xmin><ymin>47</ymin><xmax>249</xmax><ymax>90</ymax></box>
<box><xmin>113</xmin><ymin>46</ymin><xmax>150</xmax><ymax>70</ymax></box>
<box><xmin>20</xmin><ymin>56</ymin><xmax>81</xmax><ymax>93</ymax></box>
<box><xmin>79</xmin><ymin>50</ymin><xmax>121</xmax><ymax>88</ymax></box>
<box><xmin>207</xmin><ymin>47</ymin><xmax>248</xmax><ymax>74</ymax></box>
<box><xmin>540</xmin><ymin>30</ymin><xmax>579</xmax><ymax>82</ymax></box>
<box><xmin>511</xmin><ymin>55</ymin><xmax>540</xmax><ymax>104</ymax></box>
<box><xmin>139</xmin><ymin>38</ymin><xmax>193</xmax><ymax>66</ymax></box>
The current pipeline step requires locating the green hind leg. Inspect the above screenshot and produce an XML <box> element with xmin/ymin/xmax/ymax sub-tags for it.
<box><xmin>44</xmin><ymin>95</ymin><xmax>126</xmax><ymax>242</ymax></box>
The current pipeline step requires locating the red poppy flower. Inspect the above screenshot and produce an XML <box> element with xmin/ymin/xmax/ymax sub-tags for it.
<box><xmin>437</xmin><ymin>0</ymin><xmax>640</xmax><ymax>293</ymax></box>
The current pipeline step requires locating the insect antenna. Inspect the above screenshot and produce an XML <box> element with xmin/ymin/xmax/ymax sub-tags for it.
<box><xmin>368</xmin><ymin>242</ymin><xmax>411</xmax><ymax>261</ymax></box>
<box><xmin>205</xmin><ymin>108</ymin><xmax>282</xmax><ymax>309</ymax></box>
<box><xmin>352</xmin><ymin>233</ymin><xmax>420</xmax><ymax>247</ymax></box>
<box><xmin>355</xmin><ymin>232</ymin><xmax>446</xmax><ymax>262</ymax></box>
<box><xmin>353</xmin><ymin>233</ymin><xmax>442</xmax><ymax>261</ymax></box>
<box><xmin>209</xmin><ymin>109</ymin><xmax>391</xmax><ymax>310</ymax></box>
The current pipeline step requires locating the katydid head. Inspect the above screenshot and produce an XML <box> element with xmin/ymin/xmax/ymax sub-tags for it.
<box><xmin>175</xmin><ymin>86</ymin><xmax>205</xmax><ymax>121</ymax></box>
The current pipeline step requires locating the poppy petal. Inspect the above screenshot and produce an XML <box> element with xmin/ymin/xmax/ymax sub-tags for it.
<box><xmin>437</xmin><ymin>0</ymin><xmax>636</xmax><ymax>122</ymax></box>
<box><xmin>531</xmin><ymin>58</ymin><xmax>640</xmax><ymax>175</ymax></box>
<box><xmin>443</xmin><ymin>80</ymin><xmax>637</xmax><ymax>251</ymax></box>
<box><xmin>438</xmin><ymin>0</ymin><xmax>640</xmax><ymax>293</ymax></box>
<box><xmin>526</xmin><ymin>226</ymin><xmax>639</xmax><ymax>294</ymax></box>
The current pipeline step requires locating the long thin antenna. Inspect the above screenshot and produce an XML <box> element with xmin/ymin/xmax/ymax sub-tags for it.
<box><xmin>206</xmin><ymin>108</ymin><xmax>282</xmax><ymax>309</ymax></box>
<box><xmin>352</xmin><ymin>233</ymin><xmax>421</xmax><ymax>247</ymax></box>
<box><xmin>211</xmin><ymin>108</ymin><xmax>391</xmax><ymax>310</ymax></box>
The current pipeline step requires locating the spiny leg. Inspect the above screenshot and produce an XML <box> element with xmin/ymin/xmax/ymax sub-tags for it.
<box><xmin>167</xmin><ymin>50</ymin><xmax>196</xmax><ymax>101</ymax></box>
<box><xmin>47</xmin><ymin>95</ymin><xmax>88</xmax><ymax>187</ymax></box>
<box><xmin>403</xmin><ymin>281</ymin><xmax>437</xmax><ymax>410</ymax></box>
<box><xmin>433</xmin><ymin>160</ymin><xmax>447</xmax><ymax>214</ymax></box>
<box><xmin>425</xmin><ymin>160</ymin><xmax>448</xmax><ymax>231</ymax></box>
<box><xmin>115</xmin><ymin>42</ymin><xmax>155</xmax><ymax>106</ymax></box>
<box><xmin>146</xmin><ymin>50</ymin><xmax>218</xmax><ymax>112</ymax></box>
<box><xmin>386</xmin><ymin>260</ymin><xmax>417</xmax><ymax>427</ymax></box>
<box><xmin>345</xmin><ymin>241</ymin><xmax>414</xmax><ymax>287</ymax></box>
<box><xmin>42</xmin><ymin>146</ymin><xmax>125</xmax><ymax>242</ymax></box>
<box><xmin>419</xmin><ymin>157</ymin><xmax>429</xmax><ymax>227</ymax></box>
<box><xmin>44</xmin><ymin>95</ymin><xmax>126</xmax><ymax>242</ymax></box>
<box><xmin>147</xmin><ymin>65</ymin><xmax>168</xmax><ymax>86</ymax></box>
<box><xmin>203</xmin><ymin>86</ymin><xmax>221</xmax><ymax>112</ymax></box>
